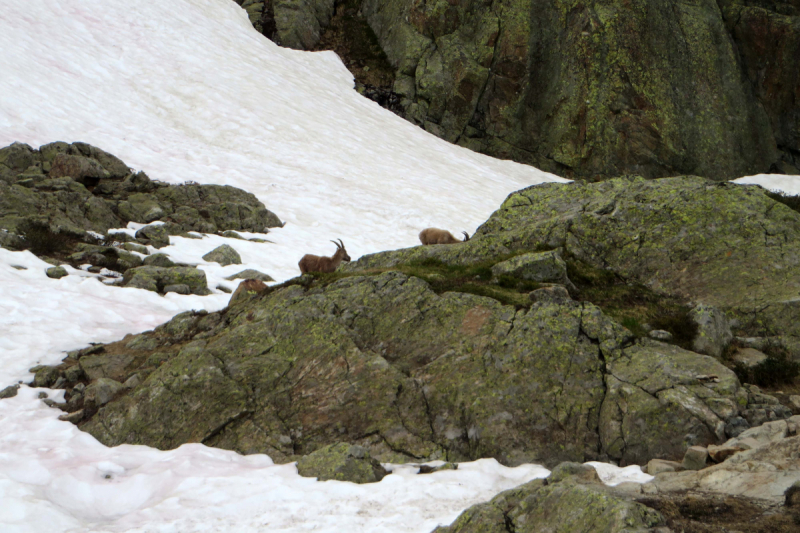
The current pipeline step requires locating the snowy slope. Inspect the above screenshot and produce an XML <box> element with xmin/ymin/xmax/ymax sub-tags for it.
<box><xmin>0</xmin><ymin>0</ymin><xmax>795</xmax><ymax>531</ymax></box>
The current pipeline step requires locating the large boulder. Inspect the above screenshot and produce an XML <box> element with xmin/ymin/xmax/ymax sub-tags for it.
<box><xmin>202</xmin><ymin>244</ymin><xmax>242</xmax><ymax>266</ymax></box>
<box><xmin>600</xmin><ymin>340</ymin><xmax>744</xmax><ymax>465</ymax></box>
<box><xmin>345</xmin><ymin>177</ymin><xmax>800</xmax><ymax>358</ymax></box>
<box><xmin>67</xmin><ymin>270</ymin><xmax>742</xmax><ymax>468</ymax></box>
<box><xmin>296</xmin><ymin>442</ymin><xmax>389</xmax><ymax>483</ymax></box>
<box><xmin>68</xmin><ymin>244</ymin><xmax>143</xmax><ymax>272</ymax></box>
<box><xmin>433</xmin><ymin>472</ymin><xmax>665</xmax><ymax>533</ymax></box>
<box><xmin>121</xmin><ymin>266</ymin><xmax>209</xmax><ymax>295</ymax></box>
<box><xmin>0</xmin><ymin>141</ymin><xmax>283</xmax><ymax>259</ymax></box>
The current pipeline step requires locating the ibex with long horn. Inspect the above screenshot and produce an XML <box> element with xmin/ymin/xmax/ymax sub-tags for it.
<box><xmin>298</xmin><ymin>239</ymin><xmax>351</xmax><ymax>274</ymax></box>
<box><xmin>419</xmin><ymin>228</ymin><xmax>470</xmax><ymax>245</ymax></box>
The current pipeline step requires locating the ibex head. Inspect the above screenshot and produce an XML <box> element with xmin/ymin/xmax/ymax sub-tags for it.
<box><xmin>331</xmin><ymin>239</ymin><xmax>351</xmax><ymax>263</ymax></box>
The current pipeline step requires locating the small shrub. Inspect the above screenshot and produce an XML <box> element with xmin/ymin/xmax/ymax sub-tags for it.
<box><xmin>733</xmin><ymin>343</ymin><xmax>800</xmax><ymax>387</ymax></box>
<box><xmin>18</xmin><ymin>220</ymin><xmax>69</xmax><ymax>255</ymax></box>
<box><xmin>565</xmin><ymin>256</ymin><xmax>697</xmax><ymax>349</ymax></box>
<box><xmin>766</xmin><ymin>190</ymin><xmax>800</xmax><ymax>214</ymax></box>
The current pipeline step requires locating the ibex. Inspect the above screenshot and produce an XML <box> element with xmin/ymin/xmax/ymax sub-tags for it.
<box><xmin>419</xmin><ymin>228</ymin><xmax>470</xmax><ymax>245</ymax></box>
<box><xmin>298</xmin><ymin>239</ymin><xmax>351</xmax><ymax>273</ymax></box>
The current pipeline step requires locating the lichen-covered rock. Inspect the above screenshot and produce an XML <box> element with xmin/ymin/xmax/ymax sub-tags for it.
<box><xmin>600</xmin><ymin>340</ymin><xmax>742</xmax><ymax>465</ymax></box>
<box><xmin>121</xmin><ymin>266</ymin><xmax>209</xmax><ymax>295</ymax></box>
<box><xmin>236</xmin><ymin>0</ymin><xmax>335</xmax><ymax>50</ymax></box>
<box><xmin>296</xmin><ymin>443</ymin><xmax>389</xmax><ymax>483</ymax></box>
<box><xmin>85</xmin><ymin>378</ymin><xmax>124</xmax><ymax>407</ymax></box>
<box><xmin>0</xmin><ymin>142</ymin><xmax>282</xmax><ymax>258</ymax></box>
<box><xmin>69</xmin><ymin>244</ymin><xmax>143</xmax><ymax>272</ymax></box>
<box><xmin>46</xmin><ymin>266</ymin><xmax>68</xmax><ymax>279</ymax></box>
<box><xmin>490</xmin><ymin>250</ymin><xmax>569</xmax><ymax>285</ymax></box>
<box><xmin>135</xmin><ymin>224</ymin><xmax>169</xmax><ymax>249</ymax></box>
<box><xmin>164</xmin><ymin>284</ymin><xmax>191</xmax><ymax>295</ymax></box>
<box><xmin>143</xmin><ymin>253</ymin><xmax>175</xmax><ymax>268</ymax></box>
<box><xmin>346</xmin><ymin>177</ymin><xmax>800</xmax><ymax>358</ymax></box>
<box><xmin>690</xmin><ymin>304</ymin><xmax>733</xmax><ymax>358</ymax></box>
<box><xmin>48</xmin><ymin>153</ymin><xmax>108</xmax><ymax>184</ymax></box>
<box><xmin>72</xmin><ymin>269</ymin><xmax>742</xmax><ymax>468</ymax></box>
<box><xmin>33</xmin><ymin>366</ymin><xmax>60</xmax><ymax>388</ymax></box>
<box><xmin>226</xmin><ymin>269</ymin><xmax>274</xmax><ymax>282</ymax></box>
<box><xmin>357</xmin><ymin>0</ymin><xmax>783</xmax><ymax>181</ymax></box>
<box><xmin>433</xmin><ymin>475</ymin><xmax>664</xmax><ymax>533</ymax></box>
<box><xmin>529</xmin><ymin>284</ymin><xmax>571</xmax><ymax>304</ymax></box>
<box><xmin>121</xmin><ymin>242</ymin><xmax>149</xmax><ymax>255</ymax></box>
<box><xmin>202</xmin><ymin>244</ymin><xmax>242</xmax><ymax>266</ymax></box>
<box><xmin>0</xmin><ymin>384</ymin><xmax>20</xmax><ymax>399</ymax></box>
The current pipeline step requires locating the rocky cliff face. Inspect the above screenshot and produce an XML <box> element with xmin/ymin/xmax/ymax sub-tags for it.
<box><xmin>238</xmin><ymin>0</ymin><xmax>800</xmax><ymax>180</ymax></box>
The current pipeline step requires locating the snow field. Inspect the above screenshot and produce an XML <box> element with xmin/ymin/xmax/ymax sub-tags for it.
<box><xmin>1</xmin><ymin>0</ymin><xmax>797</xmax><ymax>530</ymax></box>
<box><xmin>0</xmin><ymin>386</ymin><xmax>556</xmax><ymax>533</ymax></box>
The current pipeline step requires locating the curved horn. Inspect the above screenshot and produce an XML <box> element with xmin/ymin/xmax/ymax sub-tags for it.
<box><xmin>330</xmin><ymin>240</ymin><xmax>341</xmax><ymax>249</ymax></box>
<box><xmin>337</xmin><ymin>238</ymin><xmax>345</xmax><ymax>249</ymax></box>
<box><xmin>462</xmin><ymin>231</ymin><xmax>470</xmax><ymax>241</ymax></box>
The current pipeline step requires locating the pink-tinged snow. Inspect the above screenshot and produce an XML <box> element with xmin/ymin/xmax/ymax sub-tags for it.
<box><xmin>4</xmin><ymin>0</ymin><xmax>797</xmax><ymax>531</ymax></box>
<box><xmin>0</xmin><ymin>387</ymin><xmax>553</xmax><ymax>533</ymax></box>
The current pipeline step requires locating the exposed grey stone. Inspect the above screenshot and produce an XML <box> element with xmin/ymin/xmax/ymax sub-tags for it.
<box><xmin>64</xmin><ymin>365</ymin><xmax>85</xmax><ymax>384</ymax></box>
<box><xmin>646</xmin><ymin>459</ymin><xmax>685</xmax><ymax>475</ymax></box>
<box><xmin>491</xmin><ymin>250</ymin><xmax>569</xmax><ymax>284</ymax></box>
<box><xmin>221</xmin><ymin>230</ymin><xmax>244</xmax><ymax>240</ymax></box>
<box><xmin>135</xmin><ymin>224</ymin><xmax>170</xmax><ymax>249</ymax></box>
<box><xmin>682</xmin><ymin>446</ymin><xmax>709</xmax><ymax>471</ymax></box>
<box><xmin>725</xmin><ymin>416</ymin><xmax>750</xmax><ymax>438</ymax></box>
<box><xmin>143</xmin><ymin>253</ymin><xmax>175</xmax><ymax>268</ymax></box>
<box><xmin>225</xmin><ymin>269</ymin><xmax>274</xmax><ymax>282</ymax></box>
<box><xmin>0</xmin><ymin>384</ymin><xmax>20</xmax><ymax>399</ymax></box>
<box><xmin>164</xmin><ymin>284</ymin><xmax>191</xmax><ymax>295</ymax></box>
<box><xmin>85</xmin><ymin>378</ymin><xmax>125</xmax><ymax>407</ymax></box>
<box><xmin>46</xmin><ymin>266</ymin><xmax>68</xmax><ymax>279</ymax></box>
<box><xmin>121</xmin><ymin>242</ymin><xmax>149</xmax><ymax>255</ymax></box>
<box><xmin>732</xmin><ymin>347</ymin><xmax>768</xmax><ymax>368</ymax></box>
<box><xmin>202</xmin><ymin>244</ymin><xmax>242</xmax><ymax>266</ymax></box>
<box><xmin>529</xmin><ymin>284</ymin><xmax>571</xmax><ymax>304</ymax></box>
<box><xmin>649</xmin><ymin>330</ymin><xmax>673</xmax><ymax>341</ymax></box>
<box><xmin>690</xmin><ymin>304</ymin><xmax>732</xmax><ymax>358</ymax></box>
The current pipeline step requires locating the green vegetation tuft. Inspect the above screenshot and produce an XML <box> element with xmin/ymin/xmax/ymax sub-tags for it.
<box><xmin>18</xmin><ymin>219</ymin><xmax>83</xmax><ymax>257</ymax></box>
<box><xmin>766</xmin><ymin>190</ymin><xmax>800</xmax><ymax>214</ymax></box>
<box><xmin>306</xmin><ymin>253</ymin><xmax>540</xmax><ymax>307</ymax></box>
<box><xmin>732</xmin><ymin>342</ymin><xmax>800</xmax><ymax>388</ymax></box>
<box><xmin>566</xmin><ymin>257</ymin><xmax>698</xmax><ymax>349</ymax></box>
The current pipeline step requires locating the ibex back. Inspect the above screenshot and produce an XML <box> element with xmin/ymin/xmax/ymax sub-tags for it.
<box><xmin>419</xmin><ymin>228</ymin><xmax>469</xmax><ymax>245</ymax></box>
<box><xmin>298</xmin><ymin>239</ymin><xmax>351</xmax><ymax>273</ymax></box>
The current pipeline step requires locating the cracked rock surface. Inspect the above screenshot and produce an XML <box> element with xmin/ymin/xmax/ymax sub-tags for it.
<box><xmin>345</xmin><ymin>176</ymin><xmax>800</xmax><ymax>358</ymax></box>
<box><xmin>40</xmin><ymin>270</ymin><xmax>739</xmax><ymax>467</ymax></box>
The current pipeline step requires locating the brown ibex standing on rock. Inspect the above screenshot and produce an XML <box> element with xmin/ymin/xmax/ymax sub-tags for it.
<box><xmin>298</xmin><ymin>239</ymin><xmax>351</xmax><ymax>273</ymax></box>
<box><xmin>419</xmin><ymin>228</ymin><xmax>470</xmax><ymax>245</ymax></box>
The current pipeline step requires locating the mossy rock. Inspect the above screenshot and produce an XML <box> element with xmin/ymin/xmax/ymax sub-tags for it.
<box><xmin>45</xmin><ymin>266</ymin><xmax>68</xmax><ymax>279</ymax></box>
<box><xmin>135</xmin><ymin>224</ymin><xmax>169</xmax><ymax>249</ymax></box>
<box><xmin>433</xmin><ymin>474</ymin><xmax>664</xmax><ymax>532</ymax></box>
<box><xmin>202</xmin><ymin>244</ymin><xmax>242</xmax><ymax>266</ymax></box>
<box><xmin>346</xmin><ymin>177</ymin><xmax>800</xmax><ymax>355</ymax></box>
<box><xmin>143</xmin><ymin>253</ymin><xmax>175</xmax><ymax>268</ymax></box>
<box><xmin>296</xmin><ymin>443</ymin><xmax>389</xmax><ymax>483</ymax></box>
<box><xmin>121</xmin><ymin>266</ymin><xmax>209</xmax><ymax>295</ymax></box>
<box><xmin>78</xmin><ymin>271</ymin><xmax>740</xmax><ymax>467</ymax></box>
